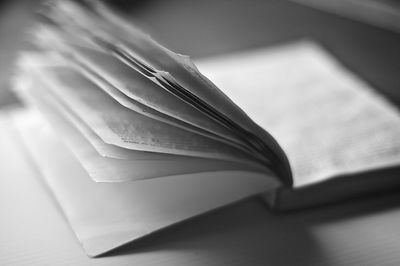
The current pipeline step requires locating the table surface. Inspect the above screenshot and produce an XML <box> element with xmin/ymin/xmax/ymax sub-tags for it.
<box><xmin>1</xmin><ymin>0</ymin><xmax>400</xmax><ymax>265</ymax></box>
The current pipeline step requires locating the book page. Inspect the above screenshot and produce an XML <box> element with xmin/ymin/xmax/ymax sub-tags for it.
<box><xmin>12</xmin><ymin>110</ymin><xmax>279</xmax><ymax>256</ymax></box>
<box><xmin>197</xmin><ymin>41</ymin><xmax>400</xmax><ymax>187</ymax></box>
<box><xmin>26</xmin><ymin>64</ymin><xmax>259</xmax><ymax>165</ymax></box>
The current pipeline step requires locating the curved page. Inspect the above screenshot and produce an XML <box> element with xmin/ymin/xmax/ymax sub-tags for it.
<box><xmin>16</xmin><ymin>83</ymin><xmax>267</xmax><ymax>182</ymax></box>
<box><xmin>13</xmin><ymin>110</ymin><xmax>280</xmax><ymax>257</ymax></box>
<box><xmin>42</xmin><ymin>0</ymin><xmax>292</xmax><ymax>183</ymax></box>
<box><xmin>29</xmin><ymin>64</ymin><xmax>263</xmax><ymax>165</ymax></box>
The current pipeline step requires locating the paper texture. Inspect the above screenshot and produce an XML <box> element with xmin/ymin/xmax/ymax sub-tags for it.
<box><xmin>67</xmin><ymin>44</ymin><xmax>243</xmax><ymax>145</ymax></box>
<box><xmin>197</xmin><ymin>41</ymin><xmax>400</xmax><ymax>187</ymax></box>
<box><xmin>27</xmin><ymin>64</ymin><xmax>259</xmax><ymax>164</ymax></box>
<box><xmin>18</xmin><ymin>88</ymin><xmax>266</xmax><ymax>182</ymax></box>
<box><xmin>34</xmin><ymin>26</ymin><xmax>246</xmax><ymax>146</ymax></box>
<box><xmin>12</xmin><ymin>110</ymin><xmax>279</xmax><ymax>256</ymax></box>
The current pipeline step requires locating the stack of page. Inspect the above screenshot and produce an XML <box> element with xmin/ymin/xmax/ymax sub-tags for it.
<box><xmin>12</xmin><ymin>0</ymin><xmax>400</xmax><ymax>257</ymax></box>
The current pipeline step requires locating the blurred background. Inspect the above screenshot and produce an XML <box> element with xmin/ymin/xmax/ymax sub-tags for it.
<box><xmin>0</xmin><ymin>0</ymin><xmax>400</xmax><ymax>110</ymax></box>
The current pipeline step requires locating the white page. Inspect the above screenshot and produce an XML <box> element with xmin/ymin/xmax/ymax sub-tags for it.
<box><xmin>15</xmin><ymin>83</ymin><xmax>265</xmax><ymax>182</ymax></box>
<box><xmin>12</xmin><ymin>110</ymin><xmax>279</xmax><ymax>256</ymax></box>
<box><xmin>34</xmin><ymin>66</ymin><xmax>258</xmax><ymax>163</ymax></box>
<box><xmin>197</xmin><ymin>41</ymin><xmax>400</xmax><ymax>187</ymax></box>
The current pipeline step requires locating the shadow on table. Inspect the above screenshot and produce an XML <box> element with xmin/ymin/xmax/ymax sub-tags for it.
<box><xmin>103</xmin><ymin>190</ymin><xmax>400</xmax><ymax>265</ymax></box>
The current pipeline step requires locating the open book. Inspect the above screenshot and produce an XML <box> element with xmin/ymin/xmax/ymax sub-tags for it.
<box><xmin>12</xmin><ymin>0</ymin><xmax>400</xmax><ymax>257</ymax></box>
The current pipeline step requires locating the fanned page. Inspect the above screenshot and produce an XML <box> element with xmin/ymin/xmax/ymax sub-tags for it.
<box><xmin>196</xmin><ymin>41</ymin><xmax>400</xmax><ymax>191</ymax></box>
<box><xmin>34</xmin><ymin>0</ymin><xmax>292</xmax><ymax>182</ymax></box>
<box><xmin>12</xmin><ymin>110</ymin><xmax>279</xmax><ymax>257</ymax></box>
<box><xmin>12</xmin><ymin>0</ymin><xmax>288</xmax><ymax>257</ymax></box>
